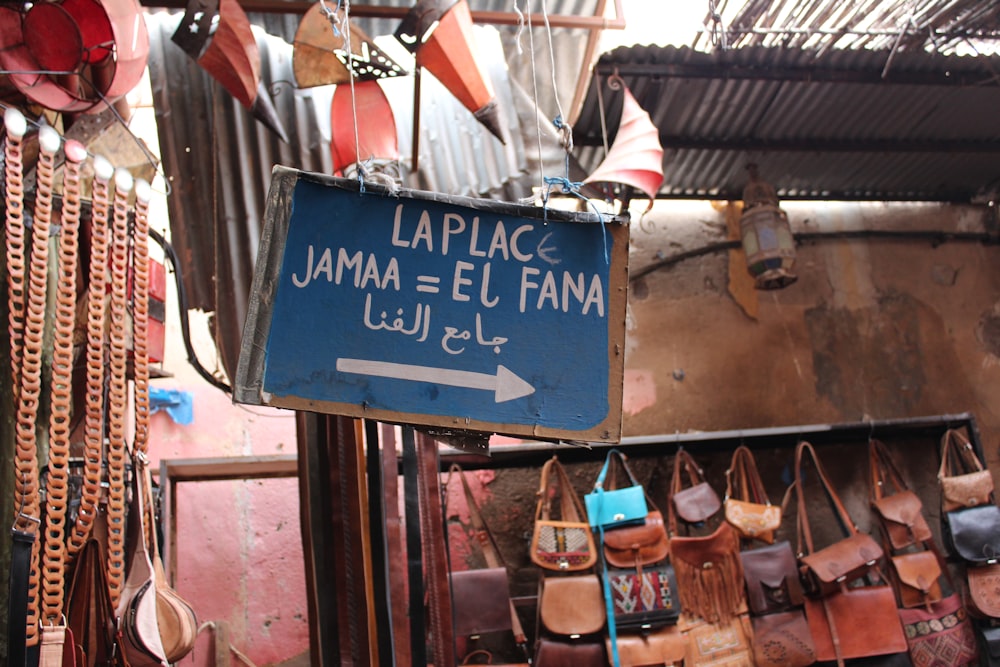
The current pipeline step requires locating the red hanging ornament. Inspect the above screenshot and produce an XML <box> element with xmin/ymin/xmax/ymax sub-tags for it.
<box><xmin>330</xmin><ymin>80</ymin><xmax>399</xmax><ymax>176</ymax></box>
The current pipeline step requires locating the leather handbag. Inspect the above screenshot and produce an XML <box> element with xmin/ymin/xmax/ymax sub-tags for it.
<box><xmin>586</xmin><ymin>450</ymin><xmax>649</xmax><ymax>530</ymax></box>
<box><xmin>888</xmin><ymin>550</ymin><xmax>943</xmax><ymax>610</ymax></box>
<box><xmin>741</xmin><ymin>540</ymin><xmax>806</xmax><ymax>616</ymax></box>
<box><xmin>724</xmin><ymin>445</ymin><xmax>781</xmax><ymax>544</ymax></box>
<box><xmin>793</xmin><ymin>442</ymin><xmax>883</xmax><ymax>598</ymax></box>
<box><xmin>667</xmin><ymin>449</ymin><xmax>745</xmax><ymax>624</ymax></box>
<box><xmin>943</xmin><ymin>503</ymin><xmax>1000</xmax><ymax>564</ymax></box>
<box><xmin>804</xmin><ymin>585</ymin><xmax>908</xmax><ymax>664</ymax></box>
<box><xmin>534</xmin><ymin>637</ymin><xmax>607</xmax><ymax>667</ymax></box>
<box><xmin>66</xmin><ymin>539</ymin><xmax>129</xmax><ymax>667</ymax></box>
<box><xmin>539</xmin><ymin>574</ymin><xmax>606</xmax><ymax>637</ymax></box>
<box><xmin>897</xmin><ymin>593</ymin><xmax>978</xmax><ymax>667</ymax></box>
<box><xmin>532</xmin><ymin>456</ymin><xmax>599</xmax><ymax>572</ymax></box>
<box><xmin>605</xmin><ymin>625</ymin><xmax>686</xmax><ymax>666</ymax></box>
<box><xmin>606</xmin><ymin>563</ymin><xmax>682</xmax><ymax>631</ymax></box>
<box><xmin>447</xmin><ymin>466</ymin><xmax>529</xmax><ymax>655</ymax></box>
<box><xmin>938</xmin><ymin>429</ymin><xmax>994</xmax><ymax>512</ymax></box>
<box><xmin>967</xmin><ymin>563</ymin><xmax>1000</xmax><ymax>618</ymax></box>
<box><xmin>117</xmin><ymin>460</ymin><xmax>170</xmax><ymax>667</ymax></box>
<box><xmin>682</xmin><ymin>613</ymin><xmax>755</xmax><ymax>666</ymax></box>
<box><xmin>672</xmin><ymin>449</ymin><xmax>722</xmax><ymax>526</ymax></box>
<box><xmin>597</xmin><ymin>453</ymin><xmax>669</xmax><ymax>569</ymax></box>
<box><xmin>869</xmin><ymin>439</ymin><xmax>932</xmax><ymax>550</ymax></box>
<box><xmin>751</xmin><ymin>609</ymin><xmax>817</xmax><ymax>667</ymax></box>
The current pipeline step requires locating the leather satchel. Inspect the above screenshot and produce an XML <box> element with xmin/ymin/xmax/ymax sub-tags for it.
<box><xmin>606</xmin><ymin>625</ymin><xmax>686</xmax><ymax>666</ymax></box>
<box><xmin>724</xmin><ymin>445</ymin><xmax>781</xmax><ymax>544</ymax></box>
<box><xmin>967</xmin><ymin>563</ymin><xmax>1000</xmax><ymax>618</ymax></box>
<box><xmin>944</xmin><ymin>503</ymin><xmax>1000</xmax><ymax>564</ymax></box>
<box><xmin>804</xmin><ymin>585</ymin><xmax>908</xmax><ymax>664</ymax></box>
<box><xmin>741</xmin><ymin>540</ymin><xmax>805</xmax><ymax>615</ymax></box>
<box><xmin>607</xmin><ymin>563</ymin><xmax>682</xmax><ymax>631</ymax></box>
<box><xmin>889</xmin><ymin>550</ymin><xmax>943</xmax><ymax>609</ymax></box>
<box><xmin>683</xmin><ymin>613</ymin><xmax>755</xmax><ymax>666</ymax></box>
<box><xmin>603</xmin><ymin>511</ymin><xmax>669</xmax><ymax>569</ymax></box>
<box><xmin>897</xmin><ymin>593</ymin><xmax>978</xmax><ymax>667</ymax></box>
<box><xmin>939</xmin><ymin>429</ymin><xmax>994</xmax><ymax>512</ymax></box>
<box><xmin>668</xmin><ymin>449</ymin><xmax>745</xmax><ymax>624</ymax></box>
<box><xmin>67</xmin><ymin>539</ymin><xmax>129</xmax><ymax>667</ymax></box>
<box><xmin>751</xmin><ymin>609</ymin><xmax>817</xmax><ymax>667</ymax></box>
<box><xmin>586</xmin><ymin>450</ymin><xmax>648</xmax><ymax>529</ymax></box>
<box><xmin>672</xmin><ymin>449</ymin><xmax>722</xmax><ymax>525</ymax></box>
<box><xmin>452</xmin><ymin>568</ymin><xmax>515</xmax><ymax>636</ymax></box>
<box><xmin>869</xmin><ymin>439</ymin><xmax>932</xmax><ymax>550</ymax></box>
<box><xmin>794</xmin><ymin>442</ymin><xmax>883</xmax><ymax>597</ymax></box>
<box><xmin>533</xmin><ymin>636</ymin><xmax>607</xmax><ymax>667</ymax></box>
<box><xmin>532</xmin><ymin>456</ymin><xmax>599</xmax><ymax>572</ymax></box>
<box><xmin>539</xmin><ymin>574</ymin><xmax>606</xmax><ymax>637</ymax></box>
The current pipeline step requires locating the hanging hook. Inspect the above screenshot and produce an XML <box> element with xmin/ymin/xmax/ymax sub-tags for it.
<box><xmin>607</xmin><ymin>68</ymin><xmax>625</xmax><ymax>92</ymax></box>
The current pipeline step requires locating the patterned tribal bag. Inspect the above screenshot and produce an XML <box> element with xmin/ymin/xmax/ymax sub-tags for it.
<box><xmin>531</xmin><ymin>456</ymin><xmax>598</xmax><ymax>572</ymax></box>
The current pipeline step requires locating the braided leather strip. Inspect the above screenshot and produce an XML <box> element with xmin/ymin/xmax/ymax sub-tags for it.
<box><xmin>67</xmin><ymin>161</ymin><xmax>112</xmax><ymax>556</ymax></box>
<box><xmin>105</xmin><ymin>172</ymin><xmax>132</xmax><ymax>608</ymax></box>
<box><xmin>4</xmin><ymin>116</ymin><xmax>26</xmax><ymax>393</ymax></box>
<box><xmin>132</xmin><ymin>183</ymin><xmax>150</xmax><ymax>456</ymax></box>
<box><xmin>40</xmin><ymin>141</ymin><xmax>85</xmax><ymax>623</ymax></box>
<box><xmin>16</xmin><ymin>129</ymin><xmax>59</xmax><ymax>645</ymax></box>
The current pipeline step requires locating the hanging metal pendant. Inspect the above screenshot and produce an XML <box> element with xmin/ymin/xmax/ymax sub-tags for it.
<box><xmin>330</xmin><ymin>80</ymin><xmax>399</xmax><ymax>176</ymax></box>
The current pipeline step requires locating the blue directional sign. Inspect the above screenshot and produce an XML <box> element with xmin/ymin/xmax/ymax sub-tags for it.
<box><xmin>234</xmin><ymin>167</ymin><xmax>629</xmax><ymax>442</ymax></box>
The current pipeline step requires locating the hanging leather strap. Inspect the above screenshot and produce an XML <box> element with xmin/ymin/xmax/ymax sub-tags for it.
<box><xmin>868</xmin><ymin>438</ymin><xmax>909</xmax><ymax>504</ymax></box>
<box><xmin>939</xmin><ymin>428</ymin><xmax>988</xmax><ymax>480</ymax></box>
<box><xmin>725</xmin><ymin>445</ymin><xmax>770</xmax><ymax>505</ymax></box>
<box><xmin>794</xmin><ymin>441</ymin><xmax>859</xmax><ymax>557</ymax></box>
<box><xmin>105</xmin><ymin>169</ymin><xmax>134</xmax><ymax>609</ymax></box>
<box><xmin>667</xmin><ymin>447</ymin><xmax>710</xmax><ymax>536</ymax></box>
<box><xmin>535</xmin><ymin>455</ymin><xmax>587</xmax><ymax>526</ymax></box>
<box><xmin>67</xmin><ymin>156</ymin><xmax>113</xmax><ymax>556</ymax></box>
<box><xmin>7</xmin><ymin>529</ymin><xmax>34</xmax><ymax>667</ymax></box>
<box><xmin>4</xmin><ymin>108</ymin><xmax>26</xmax><ymax>393</ymax></box>
<box><xmin>417</xmin><ymin>432</ymin><xmax>455</xmax><ymax>667</ymax></box>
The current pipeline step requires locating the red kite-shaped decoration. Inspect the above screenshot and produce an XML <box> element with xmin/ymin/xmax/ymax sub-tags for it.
<box><xmin>293</xmin><ymin>3</ymin><xmax>406</xmax><ymax>88</ymax></box>
<box><xmin>330</xmin><ymin>80</ymin><xmax>399</xmax><ymax>175</ymax></box>
<box><xmin>0</xmin><ymin>0</ymin><xmax>148</xmax><ymax>113</ymax></box>
<box><xmin>394</xmin><ymin>0</ymin><xmax>505</xmax><ymax>144</ymax></box>
<box><xmin>583</xmin><ymin>85</ymin><xmax>664</xmax><ymax>209</ymax></box>
<box><xmin>172</xmin><ymin>0</ymin><xmax>289</xmax><ymax>143</ymax></box>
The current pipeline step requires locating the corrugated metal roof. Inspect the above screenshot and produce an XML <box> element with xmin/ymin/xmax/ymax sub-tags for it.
<box><xmin>573</xmin><ymin>44</ymin><xmax>1000</xmax><ymax>202</ymax></box>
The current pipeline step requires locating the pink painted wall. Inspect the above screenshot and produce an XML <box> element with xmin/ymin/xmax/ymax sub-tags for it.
<box><xmin>147</xmin><ymin>315</ymin><xmax>308</xmax><ymax>666</ymax></box>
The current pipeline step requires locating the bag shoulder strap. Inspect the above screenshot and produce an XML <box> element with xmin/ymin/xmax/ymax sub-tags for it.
<box><xmin>536</xmin><ymin>456</ymin><xmax>587</xmax><ymax>524</ymax></box>
<box><xmin>939</xmin><ymin>428</ymin><xmax>986</xmax><ymax>479</ymax></box>
<box><xmin>794</xmin><ymin>441</ymin><xmax>858</xmax><ymax>556</ymax></box>
<box><xmin>725</xmin><ymin>445</ymin><xmax>770</xmax><ymax>504</ymax></box>
<box><xmin>667</xmin><ymin>447</ymin><xmax>707</xmax><ymax>536</ymax></box>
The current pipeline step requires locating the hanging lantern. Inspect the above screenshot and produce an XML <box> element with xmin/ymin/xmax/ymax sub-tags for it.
<box><xmin>583</xmin><ymin>82</ymin><xmax>663</xmax><ymax>211</ymax></box>
<box><xmin>394</xmin><ymin>0</ymin><xmax>505</xmax><ymax>144</ymax></box>
<box><xmin>330</xmin><ymin>80</ymin><xmax>399</xmax><ymax>177</ymax></box>
<box><xmin>293</xmin><ymin>3</ymin><xmax>405</xmax><ymax>88</ymax></box>
<box><xmin>172</xmin><ymin>0</ymin><xmax>289</xmax><ymax>143</ymax></box>
<box><xmin>739</xmin><ymin>164</ymin><xmax>797</xmax><ymax>290</ymax></box>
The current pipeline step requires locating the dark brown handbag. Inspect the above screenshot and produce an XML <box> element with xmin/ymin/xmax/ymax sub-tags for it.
<box><xmin>869</xmin><ymin>439</ymin><xmax>932</xmax><ymax>550</ymax></box>
<box><xmin>741</xmin><ymin>540</ymin><xmax>806</xmax><ymax>615</ymax></box>
<box><xmin>671</xmin><ymin>448</ymin><xmax>722</xmax><ymax>525</ymax></box>
<box><xmin>938</xmin><ymin>429</ymin><xmax>994</xmax><ymax>513</ymax></box>
<box><xmin>667</xmin><ymin>449</ymin><xmax>745</xmax><ymax>624</ymax></box>
<box><xmin>724</xmin><ymin>445</ymin><xmax>781</xmax><ymax>544</ymax></box>
<box><xmin>751</xmin><ymin>609</ymin><xmax>817</xmax><ymax>667</ymax></box>
<box><xmin>794</xmin><ymin>442</ymin><xmax>883</xmax><ymax>597</ymax></box>
<box><xmin>531</xmin><ymin>456</ymin><xmax>599</xmax><ymax>572</ymax></box>
<box><xmin>447</xmin><ymin>466</ymin><xmax>529</xmax><ymax>653</ymax></box>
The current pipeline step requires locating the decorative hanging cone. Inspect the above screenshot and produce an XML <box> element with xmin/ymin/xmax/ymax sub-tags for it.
<box><xmin>329</xmin><ymin>80</ymin><xmax>399</xmax><ymax>175</ymax></box>
<box><xmin>583</xmin><ymin>86</ymin><xmax>664</xmax><ymax>207</ymax></box>
<box><xmin>173</xmin><ymin>0</ymin><xmax>289</xmax><ymax>141</ymax></box>
<box><xmin>293</xmin><ymin>3</ymin><xmax>406</xmax><ymax>87</ymax></box>
<box><xmin>395</xmin><ymin>0</ymin><xmax>505</xmax><ymax>144</ymax></box>
<box><xmin>0</xmin><ymin>0</ymin><xmax>146</xmax><ymax>114</ymax></box>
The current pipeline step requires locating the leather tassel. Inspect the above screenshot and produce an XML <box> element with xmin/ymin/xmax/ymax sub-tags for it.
<box><xmin>671</xmin><ymin>544</ymin><xmax>745</xmax><ymax>623</ymax></box>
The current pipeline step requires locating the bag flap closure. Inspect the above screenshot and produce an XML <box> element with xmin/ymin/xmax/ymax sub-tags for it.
<box><xmin>585</xmin><ymin>485</ymin><xmax>648</xmax><ymax>528</ymax></box>
<box><xmin>450</xmin><ymin>568</ymin><xmax>513</xmax><ymax>636</ymax></box>
<box><xmin>947</xmin><ymin>504</ymin><xmax>1000</xmax><ymax>563</ymax></box>
<box><xmin>800</xmin><ymin>533</ymin><xmax>883</xmax><ymax>584</ymax></box>
<box><xmin>611</xmin><ymin>625</ymin><xmax>687</xmax><ymax>664</ymax></box>
<box><xmin>602</xmin><ymin>511</ymin><xmax>667</xmax><ymax>550</ymax></box>
<box><xmin>891</xmin><ymin>551</ymin><xmax>941</xmax><ymax>592</ymax></box>
<box><xmin>873</xmin><ymin>491</ymin><xmax>924</xmax><ymax>526</ymax></box>
<box><xmin>673</xmin><ymin>482</ymin><xmax>721</xmax><ymax>524</ymax></box>
<box><xmin>941</xmin><ymin>470</ymin><xmax>995</xmax><ymax>508</ymax></box>
<box><xmin>540</xmin><ymin>575</ymin><xmax>606</xmax><ymax>636</ymax></box>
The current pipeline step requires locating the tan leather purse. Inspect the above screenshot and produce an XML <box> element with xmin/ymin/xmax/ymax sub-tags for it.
<box><xmin>607</xmin><ymin>624</ymin><xmax>686</xmax><ymax>666</ymax></box>
<box><xmin>939</xmin><ymin>428</ymin><xmax>995</xmax><ymax>512</ymax></box>
<box><xmin>723</xmin><ymin>445</ymin><xmax>781</xmax><ymax>544</ymax></box>
<box><xmin>538</xmin><ymin>574</ymin><xmax>606</xmax><ymax>637</ymax></box>
<box><xmin>531</xmin><ymin>456</ymin><xmax>598</xmax><ymax>572</ymax></box>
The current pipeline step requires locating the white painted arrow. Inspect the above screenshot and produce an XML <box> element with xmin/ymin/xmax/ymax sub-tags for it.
<box><xmin>336</xmin><ymin>358</ymin><xmax>535</xmax><ymax>403</ymax></box>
